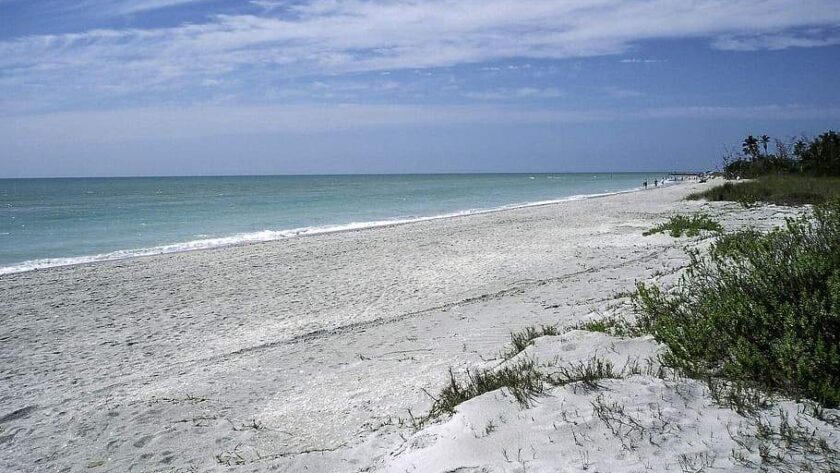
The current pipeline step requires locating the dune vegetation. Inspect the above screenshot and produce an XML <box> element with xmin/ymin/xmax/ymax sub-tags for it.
<box><xmin>643</xmin><ymin>214</ymin><xmax>723</xmax><ymax>237</ymax></box>
<box><xmin>688</xmin><ymin>175</ymin><xmax>840</xmax><ymax>206</ymax></box>
<box><xmin>691</xmin><ymin>130</ymin><xmax>840</xmax><ymax>206</ymax></box>
<box><xmin>635</xmin><ymin>199</ymin><xmax>840</xmax><ymax>407</ymax></box>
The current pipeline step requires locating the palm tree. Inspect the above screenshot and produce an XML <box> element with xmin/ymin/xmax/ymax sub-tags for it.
<box><xmin>760</xmin><ymin>134</ymin><xmax>770</xmax><ymax>157</ymax></box>
<box><xmin>743</xmin><ymin>135</ymin><xmax>760</xmax><ymax>161</ymax></box>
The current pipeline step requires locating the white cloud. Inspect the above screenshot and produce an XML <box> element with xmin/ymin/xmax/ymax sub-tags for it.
<box><xmin>620</xmin><ymin>58</ymin><xmax>666</xmax><ymax>64</ymax></box>
<box><xmin>111</xmin><ymin>0</ymin><xmax>209</xmax><ymax>14</ymax></box>
<box><xmin>466</xmin><ymin>87</ymin><xmax>565</xmax><ymax>101</ymax></box>
<box><xmin>63</xmin><ymin>0</ymin><xmax>212</xmax><ymax>15</ymax></box>
<box><xmin>3</xmin><ymin>103</ymin><xmax>838</xmax><ymax>145</ymax></box>
<box><xmin>712</xmin><ymin>31</ymin><xmax>840</xmax><ymax>51</ymax></box>
<box><xmin>0</xmin><ymin>105</ymin><xmax>603</xmax><ymax>143</ymax></box>
<box><xmin>249</xmin><ymin>1</ymin><xmax>284</xmax><ymax>12</ymax></box>
<box><xmin>603</xmin><ymin>86</ymin><xmax>643</xmax><ymax>99</ymax></box>
<box><xmin>1</xmin><ymin>0</ymin><xmax>839</xmax><ymax>111</ymax></box>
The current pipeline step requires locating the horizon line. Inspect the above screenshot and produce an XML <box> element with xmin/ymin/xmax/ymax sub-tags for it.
<box><xmin>0</xmin><ymin>170</ymin><xmax>708</xmax><ymax>180</ymax></box>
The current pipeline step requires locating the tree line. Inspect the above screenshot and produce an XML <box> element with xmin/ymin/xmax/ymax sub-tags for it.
<box><xmin>723</xmin><ymin>130</ymin><xmax>840</xmax><ymax>178</ymax></box>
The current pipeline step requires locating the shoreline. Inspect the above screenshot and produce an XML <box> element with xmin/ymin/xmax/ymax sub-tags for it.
<box><xmin>0</xmin><ymin>180</ymin><xmax>684</xmax><ymax>276</ymax></box>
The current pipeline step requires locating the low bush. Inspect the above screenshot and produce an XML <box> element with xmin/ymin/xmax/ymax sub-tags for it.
<box><xmin>633</xmin><ymin>200</ymin><xmax>840</xmax><ymax>407</ymax></box>
<box><xmin>643</xmin><ymin>214</ymin><xmax>723</xmax><ymax>237</ymax></box>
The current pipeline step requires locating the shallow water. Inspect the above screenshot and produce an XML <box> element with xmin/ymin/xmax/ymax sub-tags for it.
<box><xmin>0</xmin><ymin>173</ymin><xmax>670</xmax><ymax>273</ymax></box>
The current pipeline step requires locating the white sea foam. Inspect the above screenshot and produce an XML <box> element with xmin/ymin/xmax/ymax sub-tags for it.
<box><xmin>0</xmin><ymin>184</ymin><xmax>663</xmax><ymax>276</ymax></box>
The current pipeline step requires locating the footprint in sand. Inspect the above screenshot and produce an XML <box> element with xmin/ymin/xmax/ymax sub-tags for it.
<box><xmin>133</xmin><ymin>434</ymin><xmax>154</xmax><ymax>448</ymax></box>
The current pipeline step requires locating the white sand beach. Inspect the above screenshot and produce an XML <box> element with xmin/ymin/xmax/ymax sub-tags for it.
<box><xmin>1</xmin><ymin>180</ymin><xmax>836</xmax><ymax>472</ymax></box>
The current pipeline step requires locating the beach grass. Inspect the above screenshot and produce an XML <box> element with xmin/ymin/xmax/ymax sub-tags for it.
<box><xmin>419</xmin><ymin>359</ymin><xmax>545</xmax><ymax>425</ymax></box>
<box><xmin>419</xmin><ymin>344</ymin><xmax>634</xmax><ymax>426</ymax></box>
<box><xmin>633</xmin><ymin>199</ymin><xmax>840</xmax><ymax>407</ymax></box>
<box><xmin>578</xmin><ymin>316</ymin><xmax>643</xmax><ymax>338</ymax></box>
<box><xmin>546</xmin><ymin>358</ymin><xmax>623</xmax><ymax>391</ymax></box>
<box><xmin>687</xmin><ymin>175</ymin><xmax>840</xmax><ymax>206</ymax></box>
<box><xmin>503</xmin><ymin>325</ymin><xmax>559</xmax><ymax>359</ymax></box>
<box><xmin>643</xmin><ymin>214</ymin><xmax>723</xmax><ymax>237</ymax></box>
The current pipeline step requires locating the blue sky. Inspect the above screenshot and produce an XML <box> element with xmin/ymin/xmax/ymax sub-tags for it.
<box><xmin>1</xmin><ymin>0</ymin><xmax>839</xmax><ymax>177</ymax></box>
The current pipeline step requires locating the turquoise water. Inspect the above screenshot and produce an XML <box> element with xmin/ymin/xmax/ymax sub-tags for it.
<box><xmin>0</xmin><ymin>173</ymin><xmax>671</xmax><ymax>274</ymax></box>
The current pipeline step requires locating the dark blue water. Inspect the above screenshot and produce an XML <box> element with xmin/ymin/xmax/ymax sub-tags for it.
<box><xmin>0</xmin><ymin>173</ymin><xmax>670</xmax><ymax>274</ymax></box>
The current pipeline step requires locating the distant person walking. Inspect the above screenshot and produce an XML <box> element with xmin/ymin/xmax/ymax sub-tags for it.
<box><xmin>654</xmin><ymin>179</ymin><xmax>658</xmax><ymax>187</ymax></box>
<box><xmin>643</xmin><ymin>180</ymin><xmax>648</xmax><ymax>189</ymax></box>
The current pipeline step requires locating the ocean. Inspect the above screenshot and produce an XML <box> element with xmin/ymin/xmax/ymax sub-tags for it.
<box><xmin>0</xmin><ymin>173</ymin><xmax>672</xmax><ymax>274</ymax></box>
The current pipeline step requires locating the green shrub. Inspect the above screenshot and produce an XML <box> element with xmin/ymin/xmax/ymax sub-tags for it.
<box><xmin>643</xmin><ymin>214</ymin><xmax>723</xmax><ymax>237</ymax></box>
<box><xmin>634</xmin><ymin>200</ymin><xmax>840</xmax><ymax>406</ymax></box>
<box><xmin>688</xmin><ymin>175</ymin><xmax>840</xmax><ymax>206</ymax></box>
<box><xmin>724</xmin><ymin>155</ymin><xmax>801</xmax><ymax>179</ymax></box>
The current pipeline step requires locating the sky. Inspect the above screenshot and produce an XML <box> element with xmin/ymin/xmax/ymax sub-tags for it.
<box><xmin>1</xmin><ymin>0</ymin><xmax>839</xmax><ymax>177</ymax></box>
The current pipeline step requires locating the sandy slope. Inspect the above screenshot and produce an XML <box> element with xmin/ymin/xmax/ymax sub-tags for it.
<box><xmin>1</xmin><ymin>180</ymin><xmax>831</xmax><ymax>473</ymax></box>
<box><xmin>383</xmin><ymin>331</ymin><xmax>840</xmax><ymax>472</ymax></box>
